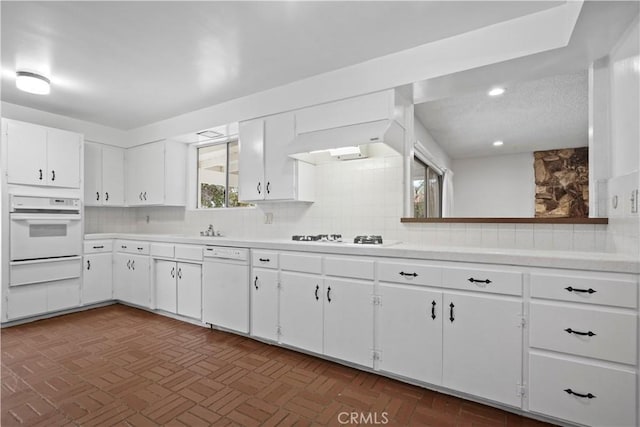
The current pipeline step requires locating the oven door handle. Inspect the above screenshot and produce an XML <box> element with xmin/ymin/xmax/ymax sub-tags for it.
<box><xmin>10</xmin><ymin>214</ymin><xmax>81</xmax><ymax>222</ymax></box>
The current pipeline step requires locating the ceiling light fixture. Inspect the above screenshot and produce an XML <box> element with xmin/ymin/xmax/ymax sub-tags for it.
<box><xmin>16</xmin><ymin>70</ymin><xmax>50</xmax><ymax>95</ymax></box>
<box><xmin>488</xmin><ymin>87</ymin><xmax>505</xmax><ymax>97</ymax></box>
<box><xmin>493</xmin><ymin>140</ymin><xmax>504</xmax><ymax>147</ymax></box>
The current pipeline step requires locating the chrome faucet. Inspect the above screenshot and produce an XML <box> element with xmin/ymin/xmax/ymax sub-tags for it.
<box><xmin>200</xmin><ymin>224</ymin><xmax>215</xmax><ymax>237</ymax></box>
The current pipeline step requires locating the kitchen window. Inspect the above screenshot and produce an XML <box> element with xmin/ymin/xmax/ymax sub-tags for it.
<box><xmin>197</xmin><ymin>141</ymin><xmax>250</xmax><ymax>208</ymax></box>
<box><xmin>413</xmin><ymin>156</ymin><xmax>442</xmax><ymax>218</ymax></box>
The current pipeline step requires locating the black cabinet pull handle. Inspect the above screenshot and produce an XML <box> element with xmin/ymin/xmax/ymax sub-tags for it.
<box><xmin>564</xmin><ymin>388</ymin><xmax>595</xmax><ymax>399</ymax></box>
<box><xmin>87</xmin><ymin>260</ymin><xmax>91</xmax><ymax>270</ymax></box>
<box><xmin>139</xmin><ymin>192</ymin><xmax>143</xmax><ymax>200</ymax></box>
<box><xmin>93</xmin><ymin>245</ymin><xmax>104</xmax><ymax>249</ymax></box>
<box><xmin>96</xmin><ymin>191</ymin><xmax>100</xmax><ymax>201</ymax></box>
<box><xmin>51</xmin><ymin>170</ymin><xmax>55</xmax><ymax>181</ymax></box>
<box><xmin>449</xmin><ymin>302</ymin><xmax>455</xmax><ymax>322</ymax></box>
<box><xmin>131</xmin><ymin>260</ymin><xmax>135</xmax><ymax>270</ymax></box>
<box><xmin>266</xmin><ymin>182</ymin><xmax>271</xmax><ymax>194</ymax></box>
<box><xmin>565</xmin><ymin>286</ymin><xmax>596</xmax><ymax>294</ymax></box>
<box><xmin>171</xmin><ymin>267</ymin><xmax>175</xmax><ymax>278</ymax></box>
<box><xmin>259</xmin><ymin>258</ymin><xmax>270</xmax><ymax>262</ymax></box>
<box><xmin>327</xmin><ymin>286</ymin><xmax>332</xmax><ymax>303</ymax></box>
<box><xmin>399</xmin><ymin>271</ymin><xmax>418</xmax><ymax>277</ymax></box>
<box><xmin>315</xmin><ymin>285</ymin><xmax>319</xmax><ymax>300</ymax></box>
<box><xmin>565</xmin><ymin>328</ymin><xmax>596</xmax><ymax>337</ymax></box>
<box><xmin>121</xmin><ymin>245</ymin><xmax>127</xmax><ymax>249</ymax></box>
<box><xmin>137</xmin><ymin>247</ymin><xmax>144</xmax><ymax>251</ymax></box>
<box><xmin>127</xmin><ymin>260</ymin><xmax>131</xmax><ymax>269</ymax></box>
<box><xmin>254</xmin><ymin>276</ymin><xmax>258</xmax><ymax>290</ymax></box>
<box><xmin>468</xmin><ymin>277</ymin><xmax>492</xmax><ymax>284</ymax></box>
<box><xmin>177</xmin><ymin>268</ymin><xmax>182</xmax><ymax>279</ymax></box>
<box><xmin>39</xmin><ymin>169</ymin><xmax>43</xmax><ymax>180</ymax></box>
<box><xmin>105</xmin><ymin>192</ymin><xmax>109</xmax><ymax>201</ymax></box>
<box><xmin>431</xmin><ymin>300</ymin><xmax>436</xmax><ymax>320</ymax></box>
<box><xmin>143</xmin><ymin>192</ymin><xmax>147</xmax><ymax>200</ymax></box>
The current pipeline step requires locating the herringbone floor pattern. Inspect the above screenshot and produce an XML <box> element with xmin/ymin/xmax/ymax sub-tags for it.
<box><xmin>1</xmin><ymin>305</ymin><xmax>553</xmax><ymax>426</ymax></box>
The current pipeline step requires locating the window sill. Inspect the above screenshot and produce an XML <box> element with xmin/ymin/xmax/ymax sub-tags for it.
<box><xmin>400</xmin><ymin>217</ymin><xmax>609</xmax><ymax>224</ymax></box>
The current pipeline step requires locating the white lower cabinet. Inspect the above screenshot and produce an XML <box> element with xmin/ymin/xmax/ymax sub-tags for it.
<box><xmin>250</xmin><ymin>268</ymin><xmax>279</xmax><ymax>341</ymax></box>
<box><xmin>529</xmin><ymin>353</ymin><xmax>636</xmax><ymax>427</ymax></box>
<box><xmin>155</xmin><ymin>260</ymin><xmax>177</xmax><ymax>312</ymax></box>
<box><xmin>114</xmin><ymin>253</ymin><xmax>150</xmax><ymax>308</ymax></box>
<box><xmin>279</xmin><ymin>271</ymin><xmax>324</xmax><ymax>354</ymax></box>
<box><xmin>442</xmin><ymin>293</ymin><xmax>523</xmax><ymax>407</ymax></box>
<box><xmin>154</xmin><ymin>260</ymin><xmax>201</xmax><ymax>319</ymax></box>
<box><xmin>377</xmin><ymin>284</ymin><xmax>443</xmax><ymax>384</ymax></box>
<box><xmin>83</xmin><ymin>253</ymin><xmax>113</xmax><ymax>304</ymax></box>
<box><xmin>7</xmin><ymin>284</ymin><xmax>48</xmax><ymax>319</ymax></box>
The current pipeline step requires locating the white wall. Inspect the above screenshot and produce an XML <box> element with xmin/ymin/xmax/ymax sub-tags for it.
<box><xmin>452</xmin><ymin>153</ymin><xmax>535</xmax><ymax>218</ymax></box>
<box><xmin>414</xmin><ymin>116</ymin><xmax>451</xmax><ymax>170</ymax></box>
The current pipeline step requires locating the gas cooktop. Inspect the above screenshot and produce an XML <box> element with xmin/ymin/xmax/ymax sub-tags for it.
<box><xmin>291</xmin><ymin>234</ymin><xmax>384</xmax><ymax>245</ymax></box>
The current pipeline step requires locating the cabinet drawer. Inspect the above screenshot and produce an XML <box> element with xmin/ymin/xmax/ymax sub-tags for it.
<box><xmin>378</xmin><ymin>260</ymin><xmax>441</xmax><ymax>286</ymax></box>
<box><xmin>84</xmin><ymin>240</ymin><xmax>113</xmax><ymax>253</ymax></box>
<box><xmin>7</xmin><ymin>284</ymin><xmax>48</xmax><ymax>320</ymax></box>
<box><xmin>530</xmin><ymin>302</ymin><xmax>637</xmax><ymax>364</ymax></box>
<box><xmin>531</xmin><ymin>273</ymin><xmax>637</xmax><ymax>308</ymax></box>
<box><xmin>175</xmin><ymin>245</ymin><xmax>203</xmax><ymax>261</ymax></box>
<box><xmin>47</xmin><ymin>279</ymin><xmax>81</xmax><ymax>312</ymax></box>
<box><xmin>252</xmin><ymin>250</ymin><xmax>278</xmax><ymax>269</ymax></box>
<box><xmin>10</xmin><ymin>257</ymin><xmax>82</xmax><ymax>286</ymax></box>
<box><xmin>325</xmin><ymin>257</ymin><xmax>374</xmax><ymax>280</ymax></box>
<box><xmin>280</xmin><ymin>252</ymin><xmax>322</xmax><ymax>274</ymax></box>
<box><xmin>529</xmin><ymin>353</ymin><xmax>636</xmax><ymax>427</ymax></box>
<box><xmin>150</xmin><ymin>243</ymin><xmax>174</xmax><ymax>258</ymax></box>
<box><xmin>116</xmin><ymin>240</ymin><xmax>150</xmax><ymax>255</ymax></box>
<box><xmin>442</xmin><ymin>266</ymin><xmax>522</xmax><ymax>296</ymax></box>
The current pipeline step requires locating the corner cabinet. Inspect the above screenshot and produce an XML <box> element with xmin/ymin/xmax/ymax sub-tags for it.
<box><xmin>125</xmin><ymin>140</ymin><xmax>187</xmax><ymax>206</ymax></box>
<box><xmin>4</xmin><ymin>119</ymin><xmax>81</xmax><ymax>188</ymax></box>
<box><xmin>238</xmin><ymin>113</ymin><xmax>314</xmax><ymax>202</ymax></box>
<box><xmin>84</xmin><ymin>142</ymin><xmax>125</xmax><ymax>206</ymax></box>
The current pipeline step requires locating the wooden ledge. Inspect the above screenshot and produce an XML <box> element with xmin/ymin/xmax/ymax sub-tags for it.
<box><xmin>400</xmin><ymin>217</ymin><xmax>609</xmax><ymax>224</ymax></box>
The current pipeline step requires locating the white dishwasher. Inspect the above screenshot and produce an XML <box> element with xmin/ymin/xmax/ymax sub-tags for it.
<box><xmin>202</xmin><ymin>246</ymin><xmax>250</xmax><ymax>333</ymax></box>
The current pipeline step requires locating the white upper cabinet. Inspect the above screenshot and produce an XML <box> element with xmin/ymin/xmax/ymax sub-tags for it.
<box><xmin>238</xmin><ymin>113</ymin><xmax>314</xmax><ymax>202</ymax></box>
<box><xmin>5</xmin><ymin>119</ymin><xmax>81</xmax><ymax>188</ymax></box>
<box><xmin>84</xmin><ymin>142</ymin><xmax>125</xmax><ymax>206</ymax></box>
<box><xmin>125</xmin><ymin>140</ymin><xmax>187</xmax><ymax>206</ymax></box>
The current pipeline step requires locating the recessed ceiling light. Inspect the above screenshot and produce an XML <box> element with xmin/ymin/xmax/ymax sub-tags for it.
<box><xmin>16</xmin><ymin>70</ymin><xmax>50</xmax><ymax>95</ymax></box>
<box><xmin>493</xmin><ymin>140</ymin><xmax>504</xmax><ymax>147</ymax></box>
<box><xmin>488</xmin><ymin>87</ymin><xmax>505</xmax><ymax>97</ymax></box>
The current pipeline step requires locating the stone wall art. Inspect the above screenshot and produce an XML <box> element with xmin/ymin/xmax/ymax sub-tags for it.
<box><xmin>534</xmin><ymin>147</ymin><xmax>589</xmax><ymax>218</ymax></box>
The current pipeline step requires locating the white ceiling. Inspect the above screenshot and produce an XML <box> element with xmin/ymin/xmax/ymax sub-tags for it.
<box><xmin>415</xmin><ymin>71</ymin><xmax>588</xmax><ymax>159</ymax></box>
<box><xmin>1</xmin><ymin>1</ymin><xmax>560</xmax><ymax>130</ymax></box>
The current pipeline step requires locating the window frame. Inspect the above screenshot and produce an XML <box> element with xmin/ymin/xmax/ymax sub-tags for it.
<box><xmin>412</xmin><ymin>155</ymin><xmax>443</xmax><ymax>218</ymax></box>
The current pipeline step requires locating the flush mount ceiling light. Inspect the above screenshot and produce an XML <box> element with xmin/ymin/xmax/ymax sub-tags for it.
<box><xmin>493</xmin><ymin>140</ymin><xmax>504</xmax><ymax>147</ymax></box>
<box><xmin>488</xmin><ymin>87</ymin><xmax>505</xmax><ymax>97</ymax></box>
<box><xmin>16</xmin><ymin>70</ymin><xmax>50</xmax><ymax>95</ymax></box>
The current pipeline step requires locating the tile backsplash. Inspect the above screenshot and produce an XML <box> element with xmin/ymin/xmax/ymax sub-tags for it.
<box><xmin>86</xmin><ymin>154</ymin><xmax>617</xmax><ymax>253</ymax></box>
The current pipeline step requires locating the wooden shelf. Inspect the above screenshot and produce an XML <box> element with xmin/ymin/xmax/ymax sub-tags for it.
<box><xmin>400</xmin><ymin>217</ymin><xmax>609</xmax><ymax>224</ymax></box>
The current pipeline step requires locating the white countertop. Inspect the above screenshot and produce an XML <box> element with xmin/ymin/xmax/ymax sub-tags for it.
<box><xmin>85</xmin><ymin>233</ymin><xmax>640</xmax><ymax>274</ymax></box>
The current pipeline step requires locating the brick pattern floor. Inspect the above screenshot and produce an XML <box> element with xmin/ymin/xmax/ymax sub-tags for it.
<box><xmin>1</xmin><ymin>305</ymin><xmax>554</xmax><ymax>426</ymax></box>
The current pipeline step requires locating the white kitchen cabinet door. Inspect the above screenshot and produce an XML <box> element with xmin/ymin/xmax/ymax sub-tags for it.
<box><xmin>113</xmin><ymin>253</ymin><xmax>132</xmax><ymax>303</ymax></box>
<box><xmin>126</xmin><ymin>143</ymin><xmax>165</xmax><ymax>205</ymax></box>
<box><xmin>129</xmin><ymin>254</ymin><xmax>150</xmax><ymax>308</ymax></box>
<box><xmin>442</xmin><ymin>293</ymin><xmax>523</xmax><ymax>408</ymax></box>
<box><xmin>155</xmin><ymin>260</ymin><xmax>177</xmax><ymax>313</ymax></box>
<box><xmin>250</xmin><ymin>268</ymin><xmax>279</xmax><ymax>341</ymax></box>
<box><xmin>83</xmin><ymin>253</ymin><xmax>113</xmax><ymax>304</ymax></box>
<box><xmin>6</xmin><ymin>120</ymin><xmax>48</xmax><ymax>186</ymax></box>
<box><xmin>7</xmin><ymin>284</ymin><xmax>48</xmax><ymax>320</ymax></box>
<box><xmin>324</xmin><ymin>278</ymin><xmax>374</xmax><ymax>367</ymax></box>
<box><xmin>84</xmin><ymin>142</ymin><xmax>103</xmax><ymax>206</ymax></box>
<box><xmin>279</xmin><ymin>272</ymin><xmax>323</xmax><ymax>354</ymax></box>
<box><xmin>238</xmin><ymin>118</ymin><xmax>265</xmax><ymax>201</ymax></box>
<box><xmin>125</xmin><ymin>145</ymin><xmax>144</xmax><ymax>206</ymax></box>
<box><xmin>46</xmin><ymin>128</ymin><xmax>81</xmax><ymax>188</ymax></box>
<box><xmin>378</xmin><ymin>284</ymin><xmax>442</xmax><ymax>384</ymax></box>
<box><xmin>264</xmin><ymin>113</ymin><xmax>295</xmax><ymax>200</ymax></box>
<box><xmin>102</xmin><ymin>145</ymin><xmax>125</xmax><ymax>205</ymax></box>
<box><xmin>177</xmin><ymin>262</ymin><xmax>201</xmax><ymax>319</ymax></box>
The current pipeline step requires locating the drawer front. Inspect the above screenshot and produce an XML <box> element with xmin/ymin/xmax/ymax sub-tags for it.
<box><xmin>442</xmin><ymin>266</ymin><xmax>522</xmax><ymax>296</ymax></box>
<box><xmin>175</xmin><ymin>245</ymin><xmax>203</xmax><ymax>261</ymax></box>
<box><xmin>378</xmin><ymin>260</ymin><xmax>441</xmax><ymax>287</ymax></box>
<box><xmin>280</xmin><ymin>252</ymin><xmax>322</xmax><ymax>274</ymax></box>
<box><xmin>83</xmin><ymin>240</ymin><xmax>113</xmax><ymax>254</ymax></box>
<box><xmin>47</xmin><ymin>278</ymin><xmax>81</xmax><ymax>312</ymax></box>
<box><xmin>531</xmin><ymin>273</ymin><xmax>637</xmax><ymax>308</ymax></box>
<box><xmin>529</xmin><ymin>353</ymin><xmax>636</xmax><ymax>427</ymax></box>
<box><xmin>150</xmin><ymin>243</ymin><xmax>175</xmax><ymax>258</ymax></box>
<box><xmin>324</xmin><ymin>257</ymin><xmax>374</xmax><ymax>280</ymax></box>
<box><xmin>116</xmin><ymin>240</ymin><xmax>150</xmax><ymax>255</ymax></box>
<box><xmin>252</xmin><ymin>250</ymin><xmax>279</xmax><ymax>269</ymax></box>
<box><xmin>530</xmin><ymin>302</ymin><xmax>637</xmax><ymax>364</ymax></box>
<box><xmin>10</xmin><ymin>257</ymin><xmax>82</xmax><ymax>286</ymax></box>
